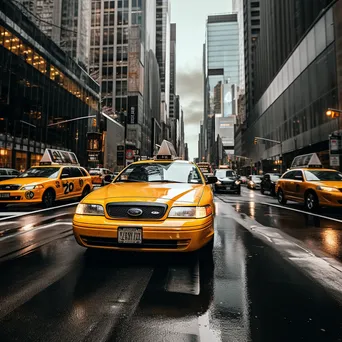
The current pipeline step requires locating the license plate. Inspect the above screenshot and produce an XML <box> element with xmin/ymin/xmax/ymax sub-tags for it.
<box><xmin>118</xmin><ymin>227</ymin><xmax>142</xmax><ymax>244</ymax></box>
<box><xmin>0</xmin><ymin>193</ymin><xmax>10</xmax><ymax>198</ymax></box>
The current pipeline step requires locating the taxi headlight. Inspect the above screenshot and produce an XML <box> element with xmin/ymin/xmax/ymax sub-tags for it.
<box><xmin>216</xmin><ymin>181</ymin><xmax>222</xmax><ymax>185</ymax></box>
<box><xmin>20</xmin><ymin>184</ymin><xmax>44</xmax><ymax>190</ymax></box>
<box><xmin>75</xmin><ymin>203</ymin><xmax>104</xmax><ymax>216</ymax></box>
<box><xmin>168</xmin><ymin>205</ymin><xmax>212</xmax><ymax>218</ymax></box>
<box><xmin>316</xmin><ymin>186</ymin><xmax>339</xmax><ymax>192</ymax></box>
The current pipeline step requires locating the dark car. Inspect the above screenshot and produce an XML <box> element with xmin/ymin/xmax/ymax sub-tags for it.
<box><xmin>0</xmin><ymin>168</ymin><xmax>20</xmax><ymax>181</ymax></box>
<box><xmin>213</xmin><ymin>169</ymin><xmax>241</xmax><ymax>194</ymax></box>
<box><xmin>260</xmin><ymin>173</ymin><xmax>281</xmax><ymax>196</ymax></box>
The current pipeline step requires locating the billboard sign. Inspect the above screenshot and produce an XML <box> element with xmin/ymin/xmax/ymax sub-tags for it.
<box><xmin>128</xmin><ymin>96</ymin><xmax>138</xmax><ymax>124</ymax></box>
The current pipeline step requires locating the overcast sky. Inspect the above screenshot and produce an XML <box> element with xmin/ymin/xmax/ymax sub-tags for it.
<box><xmin>171</xmin><ymin>0</ymin><xmax>231</xmax><ymax>160</ymax></box>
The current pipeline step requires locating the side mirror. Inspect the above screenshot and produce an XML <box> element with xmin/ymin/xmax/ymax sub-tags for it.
<box><xmin>61</xmin><ymin>173</ymin><xmax>69</xmax><ymax>179</ymax></box>
<box><xmin>104</xmin><ymin>174</ymin><xmax>113</xmax><ymax>183</ymax></box>
<box><xmin>294</xmin><ymin>175</ymin><xmax>304</xmax><ymax>181</ymax></box>
<box><xmin>206</xmin><ymin>176</ymin><xmax>218</xmax><ymax>184</ymax></box>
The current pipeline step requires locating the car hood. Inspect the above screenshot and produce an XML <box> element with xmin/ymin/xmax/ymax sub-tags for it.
<box><xmin>314</xmin><ymin>180</ymin><xmax>342</xmax><ymax>188</ymax></box>
<box><xmin>85</xmin><ymin>182</ymin><xmax>205</xmax><ymax>205</ymax></box>
<box><xmin>0</xmin><ymin>178</ymin><xmax>52</xmax><ymax>187</ymax></box>
<box><xmin>217</xmin><ymin>177</ymin><xmax>236</xmax><ymax>182</ymax></box>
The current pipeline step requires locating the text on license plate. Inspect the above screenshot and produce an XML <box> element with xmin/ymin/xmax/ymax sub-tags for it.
<box><xmin>118</xmin><ymin>227</ymin><xmax>142</xmax><ymax>244</ymax></box>
<box><xmin>0</xmin><ymin>193</ymin><xmax>10</xmax><ymax>198</ymax></box>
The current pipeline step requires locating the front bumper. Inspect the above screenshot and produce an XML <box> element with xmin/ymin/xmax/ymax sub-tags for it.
<box><xmin>215</xmin><ymin>183</ymin><xmax>240</xmax><ymax>192</ymax></box>
<box><xmin>317</xmin><ymin>191</ymin><xmax>342</xmax><ymax>207</ymax></box>
<box><xmin>0</xmin><ymin>189</ymin><xmax>44</xmax><ymax>204</ymax></box>
<box><xmin>73</xmin><ymin>215</ymin><xmax>214</xmax><ymax>252</ymax></box>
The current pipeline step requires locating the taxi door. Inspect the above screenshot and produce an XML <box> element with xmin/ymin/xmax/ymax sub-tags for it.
<box><xmin>59</xmin><ymin>167</ymin><xmax>77</xmax><ymax>199</ymax></box>
<box><xmin>287</xmin><ymin>170</ymin><xmax>305</xmax><ymax>200</ymax></box>
<box><xmin>70</xmin><ymin>167</ymin><xmax>84</xmax><ymax>196</ymax></box>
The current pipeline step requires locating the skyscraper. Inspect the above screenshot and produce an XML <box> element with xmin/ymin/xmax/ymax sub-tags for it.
<box><xmin>241</xmin><ymin>0</ymin><xmax>339</xmax><ymax>171</ymax></box>
<box><xmin>156</xmin><ymin>0</ymin><xmax>171</xmax><ymax>138</ymax></box>
<box><xmin>18</xmin><ymin>0</ymin><xmax>90</xmax><ymax>67</ymax></box>
<box><xmin>204</xmin><ymin>14</ymin><xmax>239</xmax><ymax>159</ymax></box>
<box><xmin>169</xmin><ymin>23</ymin><xmax>176</xmax><ymax>119</ymax></box>
<box><xmin>90</xmin><ymin>0</ymin><xmax>160</xmax><ymax>168</ymax></box>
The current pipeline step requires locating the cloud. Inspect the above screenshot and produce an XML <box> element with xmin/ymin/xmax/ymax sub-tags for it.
<box><xmin>176</xmin><ymin>70</ymin><xmax>204</xmax><ymax>159</ymax></box>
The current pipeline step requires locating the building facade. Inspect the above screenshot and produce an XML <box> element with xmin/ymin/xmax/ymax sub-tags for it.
<box><xmin>241</xmin><ymin>0</ymin><xmax>340</xmax><ymax>171</ymax></box>
<box><xmin>169</xmin><ymin>23</ymin><xmax>176</xmax><ymax>120</ymax></box>
<box><xmin>18</xmin><ymin>0</ymin><xmax>91</xmax><ymax>67</ymax></box>
<box><xmin>156</xmin><ymin>0</ymin><xmax>171</xmax><ymax>139</ymax></box>
<box><xmin>89</xmin><ymin>0</ymin><xmax>161</xmax><ymax>168</ymax></box>
<box><xmin>204</xmin><ymin>14</ymin><xmax>239</xmax><ymax>161</ymax></box>
<box><xmin>0</xmin><ymin>0</ymin><xmax>99</xmax><ymax>169</ymax></box>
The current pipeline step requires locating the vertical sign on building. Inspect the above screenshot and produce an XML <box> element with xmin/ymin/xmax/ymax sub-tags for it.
<box><xmin>127</xmin><ymin>96</ymin><xmax>138</xmax><ymax>124</ymax></box>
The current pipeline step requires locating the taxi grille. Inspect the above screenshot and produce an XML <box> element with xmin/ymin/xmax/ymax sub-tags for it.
<box><xmin>106</xmin><ymin>202</ymin><xmax>168</xmax><ymax>220</ymax></box>
<box><xmin>0</xmin><ymin>184</ymin><xmax>20</xmax><ymax>191</ymax></box>
<box><xmin>80</xmin><ymin>236</ymin><xmax>190</xmax><ymax>249</ymax></box>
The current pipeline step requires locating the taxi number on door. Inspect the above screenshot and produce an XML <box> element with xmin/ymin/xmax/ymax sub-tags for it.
<box><xmin>118</xmin><ymin>227</ymin><xmax>142</xmax><ymax>244</ymax></box>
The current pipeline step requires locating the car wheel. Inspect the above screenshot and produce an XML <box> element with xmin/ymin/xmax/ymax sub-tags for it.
<box><xmin>305</xmin><ymin>191</ymin><xmax>319</xmax><ymax>212</ymax></box>
<box><xmin>42</xmin><ymin>189</ymin><xmax>55</xmax><ymax>208</ymax></box>
<box><xmin>0</xmin><ymin>203</ymin><xmax>7</xmax><ymax>209</ymax></box>
<box><xmin>277</xmin><ymin>189</ymin><xmax>287</xmax><ymax>204</ymax></box>
<box><xmin>80</xmin><ymin>185</ymin><xmax>90</xmax><ymax>200</ymax></box>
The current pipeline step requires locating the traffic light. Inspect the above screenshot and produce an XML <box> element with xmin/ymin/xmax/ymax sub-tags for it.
<box><xmin>92</xmin><ymin>118</ymin><xmax>97</xmax><ymax>127</ymax></box>
<box><xmin>326</xmin><ymin>110</ymin><xmax>340</xmax><ymax>118</ymax></box>
<box><xmin>253</xmin><ymin>138</ymin><xmax>258</xmax><ymax>145</ymax></box>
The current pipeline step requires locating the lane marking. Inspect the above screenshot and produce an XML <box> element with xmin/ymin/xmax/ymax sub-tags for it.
<box><xmin>0</xmin><ymin>222</ymin><xmax>73</xmax><ymax>241</ymax></box>
<box><xmin>0</xmin><ymin>202</ymin><xmax>78</xmax><ymax>222</ymax></box>
<box><xmin>0</xmin><ymin>212</ymin><xmax>30</xmax><ymax>217</ymax></box>
<box><xmin>260</xmin><ymin>202</ymin><xmax>342</xmax><ymax>224</ymax></box>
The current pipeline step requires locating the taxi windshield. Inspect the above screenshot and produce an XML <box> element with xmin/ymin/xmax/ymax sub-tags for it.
<box><xmin>115</xmin><ymin>162</ymin><xmax>203</xmax><ymax>184</ymax></box>
<box><xmin>215</xmin><ymin>170</ymin><xmax>236</xmax><ymax>178</ymax></box>
<box><xmin>19</xmin><ymin>167</ymin><xmax>60</xmax><ymax>179</ymax></box>
<box><xmin>304</xmin><ymin>170</ymin><xmax>342</xmax><ymax>181</ymax></box>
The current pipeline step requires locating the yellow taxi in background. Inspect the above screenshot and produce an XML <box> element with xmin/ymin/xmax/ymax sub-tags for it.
<box><xmin>0</xmin><ymin>149</ymin><xmax>93</xmax><ymax>208</ymax></box>
<box><xmin>73</xmin><ymin>140</ymin><xmax>217</xmax><ymax>253</ymax></box>
<box><xmin>276</xmin><ymin>153</ymin><xmax>342</xmax><ymax>211</ymax></box>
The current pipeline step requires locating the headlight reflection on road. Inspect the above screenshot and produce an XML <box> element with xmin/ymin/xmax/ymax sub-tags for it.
<box><xmin>249</xmin><ymin>202</ymin><xmax>255</xmax><ymax>218</ymax></box>
<box><xmin>322</xmin><ymin>229</ymin><xmax>339</xmax><ymax>256</ymax></box>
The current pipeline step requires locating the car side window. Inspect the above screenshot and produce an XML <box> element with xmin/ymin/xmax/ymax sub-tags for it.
<box><xmin>10</xmin><ymin>170</ymin><xmax>20</xmax><ymax>176</ymax></box>
<box><xmin>282</xmin><ymin>171</ymin><xmax>295</xmax><ymax>179</ymax></box>
<box><xmin>79</xmin><ymin>167</ymin><xmax>88</xmax><ymax>177</ymax></box>
<box><xmin>61</xmin><ymin>167</ymin><xmax>71</xmax><ymax>179</ymax></box>
<box><xmin>71</xmin><ymin>167</ymin><xmax>82</xmax><ymax>178</ymax></box>
<box><xmin>293</xmin><ymin>170</ymin><xmax>303</xmax><ymax>179</ymax></box>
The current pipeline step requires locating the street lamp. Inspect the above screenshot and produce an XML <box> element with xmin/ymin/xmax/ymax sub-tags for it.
<box><xmin>254</xmin><ymin>136</ymin><xmax>283</xmax><ymax>174</ymax></box>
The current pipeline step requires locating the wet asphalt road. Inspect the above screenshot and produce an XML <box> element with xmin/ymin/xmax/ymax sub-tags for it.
<box><xmin>0</xmin><ymin>188</ymin><xmax>341</xmax><ymax>341</ymax></box>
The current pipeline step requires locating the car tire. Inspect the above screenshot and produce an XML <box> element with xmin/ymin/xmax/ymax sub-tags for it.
<box><xmin>42</xmin><ymin>189</ymin><xmax>55</xmax><ymax>208</ymax></box>
<box><xmin>305</xmin><ymin>191</ymin><xmax>319</xmax><ymax>212</ymax></box>
<box><xmin>80</xmin><ymin>185</ymin><xmax>90</xmax><ymax>200</ymax></box>
<box><xmin>0</xmin><ymin>203</ymin><xmax>7</xmax><ymax>209</ymax></box>
<box><xmin>277</xmin><ymin>189</ymin><xmax>287</xmax><ymax>204</ymax></box>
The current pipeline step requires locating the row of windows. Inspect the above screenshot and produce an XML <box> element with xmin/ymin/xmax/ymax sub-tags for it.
<box><xmin>0</xmin><ymin>25</ymin><xmax>97</xmax><ymax>110</ymax></box>
<box><xmin>254</xmin><ymin>8</ymin><xmax>334</xmax><ymax>115</ymax></box>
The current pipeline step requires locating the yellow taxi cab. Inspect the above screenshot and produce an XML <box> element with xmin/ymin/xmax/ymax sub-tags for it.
<box><xmin>73</xmin><ymin>140</ymin><xmax>217</xmax><ymax>253</ymax></box>
<box><xmin>275</xmin><ymin>153</ymin><xmax>342</xmax><ymax>211</ymax></box>
<box><xmin>0</xmin><ymin>149</ymin><xmax>93</xmax><ymax>208</ymax></box>
<box><xmin>89</xmin><ymin>168</ymin><xmax>113</xmax><ymax>186</ymax></box>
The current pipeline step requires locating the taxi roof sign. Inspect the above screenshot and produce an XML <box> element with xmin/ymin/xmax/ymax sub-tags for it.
<box><xmin>39</xmin><ymin>148</ymin><xmax>80</xmax><ymax>166</ymax></box>
<box><xmin>291</xmin><ymin>153</ymin><xmax>323</xmax><ymax>169</ymax></box>
<box><xmin>156</xmin><ymin>140</ymin><xmax>177</xmax><ymax>160</ymax></box>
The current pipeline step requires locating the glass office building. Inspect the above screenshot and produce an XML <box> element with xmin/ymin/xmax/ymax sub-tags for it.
<box><xmin>0</xmin><ymin>1</ymin><xmax>99</xmax><ymax>170</ymax></box>
<box><xmin>206</xmin><ymin>14</ymin><xmax>239</xmax><ymax>118</ymax></box>
<box><xmin>242</xmin><ymin>0</ymin><xmax>341</xmax><ymax>171</ymax></box>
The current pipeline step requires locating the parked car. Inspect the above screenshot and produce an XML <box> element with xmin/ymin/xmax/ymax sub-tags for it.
<box><xmin>247</xmin><ymin>175</ymin><xmax>263</xmax><ymax>189</ymax></box>
<box><xmin>0</xmin><ymin>168</ymin><xmax>20</xmax><ymax>182</ymax></box>
<box><xmin>213</xmin><ymin>169</ymin><xmax>241</xmax><ymax>194</ymax></box>
<box><xmin>260</xmin><ymin>173</ymin><xmax>281</xmax><ymax>196</ymax></box>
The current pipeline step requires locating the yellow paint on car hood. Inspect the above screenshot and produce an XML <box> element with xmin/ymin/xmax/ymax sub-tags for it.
<box><xmin>85</xmin><ymin>182</ymin><xmax>205</xmax><ymax>205</ymax></box>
